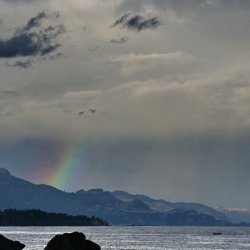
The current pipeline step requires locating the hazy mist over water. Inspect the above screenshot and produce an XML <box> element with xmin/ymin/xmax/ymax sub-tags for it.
<box><xmin>1</xmin><ymin>226</ymin><xmax>250</xmax><ymax>250</ymax></box>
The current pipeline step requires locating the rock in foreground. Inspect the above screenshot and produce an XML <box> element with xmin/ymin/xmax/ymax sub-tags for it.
<box><xmin>44</xmin><ymin>232</ymin><xmax>100</xmax><ymax>250</ymax></box>
<box><xmin>0</xmin><ymin>234</ymin><xmax>25</xmax><ymax>250</ymax></box>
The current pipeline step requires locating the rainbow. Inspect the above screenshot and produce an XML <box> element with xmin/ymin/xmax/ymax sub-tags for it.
<box><xmin>48</xmin><ymin>140</ymin><xmax>86</xmax><ymax>190</ymax></box>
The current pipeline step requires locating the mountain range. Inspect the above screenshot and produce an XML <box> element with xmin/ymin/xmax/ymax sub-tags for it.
<box><xmin>0</xmin><ymin>168</ymin><xmax>249</xmax><ymax>226</ymax></box>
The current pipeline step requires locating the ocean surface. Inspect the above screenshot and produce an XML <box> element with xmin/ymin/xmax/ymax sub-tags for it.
<box><xmin>0</xmin><ymin>226</ymin><xmax>250</xmax><ymax>250</ymax></box>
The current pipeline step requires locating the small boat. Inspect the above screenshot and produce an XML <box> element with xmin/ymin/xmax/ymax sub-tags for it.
<box><xmin>213</xmin><ymin>232</ymin><xmax>222</xmax><ymax>235</ymax></box>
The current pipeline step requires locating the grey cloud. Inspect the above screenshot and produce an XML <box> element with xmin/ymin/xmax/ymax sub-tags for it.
<box><xmin>6</xmin><ymin>59</ymin><xmax>32</xmax><ymax>69</ymax></box>
<box><xmin>113</xmin><ymin>13</ymin><xmax>130</xmax><ymax>27</ymax></box>
<box><xmin>0</xmin><ymin>34</ymin><xmax>41</xmax><ymax>57</ymax></box>
<box><xmin>0</xmin><ymin>32</ymin><xmax>59</xmax><ymax>57</ymax></box>
<box><xmin>49</xmin><ymin>53</ymin><xmax>64</xmax><ymax>60</ymax></box>
<box><xmin>37</xmin><ymin>52</ymin><xmax>64</xmax><ymax>63</ymax></box>
<box><xmin>88</xmin><ymin>46</ymin><xmax>99</xmax><ymax>52</ymax></box>
<box><xmin>3</xmin><ymin>90</ymin><xmax>18</xmax><ymax>95</ymax></box>
<box><xmin>4</xmin><ymin>0</ymin><xmax>46</xmax><ymax>3</ymax></box>
<box><xmin>171</xmin><ymin>0</ymin><xmax>250</xmax><ymax>9</ymax></box>
<box><xmin>117</xmin><ymin>0</ymin><xmax>250</xmax><ymax>12</ymax></box>
<box><xmin>0</xmin><ymin>109</ymin><xmax>12</xmax><ymax>117</ymax></box>
<box><xmin>22</xmin><ymin>12</ymin><xmax>47</xmax><ymax>32</ymax></box>
<box><xmin>63</xmin><ymin>107</ymin><xmax>72</xmax><ymax>114</ymax></box>
<box><xmin>110</xmin><ymin>37</ymin><xmax>129</xmax><ymax>44</ymax></box>
<box><xmin>113</xmin><ymin>14</ymin><xmax>161</xmax><ymax>31</ymax></box>
<box><xmin>0</xmin><ymin>12</ymin><xmax>65</xmax><ymax>58</ymax></box>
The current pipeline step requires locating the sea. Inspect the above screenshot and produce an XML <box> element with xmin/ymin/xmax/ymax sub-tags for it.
<box><xmin>0</xmin><ymin>226</ymin><xmax>250</xmax><ymax>250</ymax></box>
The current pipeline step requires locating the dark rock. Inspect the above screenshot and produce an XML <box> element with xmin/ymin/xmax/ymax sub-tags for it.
<box><xmin>0</xmin><ymin>234</ymin><xmax>25</xmax><ymax>250</ymax></box>
<box><xmin>85</xmin><ymin>240</ymin><xmax>101</xmax><ymax>250</ymax></box>
<box><xmin>44</xmin><ymin>232</ymin><xmax>100</xmax><ymax>250</ymax></box>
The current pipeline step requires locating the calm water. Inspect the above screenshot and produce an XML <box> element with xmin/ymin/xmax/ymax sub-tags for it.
<box><xmin>0</xmin><ymin>226</ymin><xmax>250</xmax><ymax>250</ymax></box>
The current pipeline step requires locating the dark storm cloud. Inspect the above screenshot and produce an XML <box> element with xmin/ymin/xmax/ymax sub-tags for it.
<box><xmin>22</xmin><ymin>12</ymin><xmax>47</xmax><ymax>32</ymax></box>
<box><xmin>110</xmin><ymin>37</ymin><xmax>129</xmax><ymax>44</ymax></box>
<box><xmin>0</xmin><ymin>12</ymin><xmax>65</xmax><ymax>58</ymax></box>
<box><xmin>112</xmin><ymin>14</ymin><xmax>161</xmax><ymax>31</ymax></box>
<box><xmin>0</xmin><ymin>31</ymin><xmax>61</xmax><ymax>57</ymax></box>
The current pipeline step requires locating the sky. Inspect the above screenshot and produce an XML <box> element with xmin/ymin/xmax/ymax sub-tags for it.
<box><xmin>0</xmin><ymin>0</ymin><xmax>250</xmax><ymax>209</ymax></box>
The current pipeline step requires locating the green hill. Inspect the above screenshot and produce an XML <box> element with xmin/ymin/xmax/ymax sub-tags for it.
<box><xmin>0</xmin><ymin>209</ymin><xmax>108</xmax><ymax>226</ymax></box>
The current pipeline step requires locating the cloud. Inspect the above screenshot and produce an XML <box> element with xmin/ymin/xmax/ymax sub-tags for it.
<box><xmin>6</xmin><ymin>59</ymin><xmax>32</xmax><ymax>69</ymax></box>
<box><xmin>22</xmin><ymin>12</ymin><xmax>47</xmax><ymax>32</ymax></box>
<box><xmin>48</xmin><ymin>53</ymin><xmax>64</xmax><ymax>60</ymax></box>
<box><xmin>62</xmin><ymin>90</ymin><xmax>102</xmax><ymax>100</ymax></box>
<box><xmin>112</xmin><ymin>14</ymin><xmax>161</xmax><ymax>31</ymax></box>
<box><xmin>0</xmin><ymin>32</ymin><xmax>60</xmax><ymax>58</ymax></box>
<box><xmin>113</xmin><ymin>52</ymin><xmax>194</xmax><ymax>76</ymax></box>
<box><xmin>117</xmin><ymin>0</ymin><xmax>250</xmax><ymax>12</ymax></box>
<box><xmin>110</xmin><ymin>37</ymin><xmax>129</xmax><ymax>44</ymax></box>
<box><xmin>0</xmin><ymin>12</ymin><xmax>65</xmax><ymax>58</ymax></box>
<box><xmin>3</xmin><ymin>90</ymin><xmax>18</xmax><ymax>95</ymax></box>
<box><xmin>4</xmin><ymin>69</ymin><xmax>249</xmax><ymax>141</ymax></box>
<box><xmin>4</xmin><ymin>0</ymin><xmax>46</xmax><ymax>3</ymax></box>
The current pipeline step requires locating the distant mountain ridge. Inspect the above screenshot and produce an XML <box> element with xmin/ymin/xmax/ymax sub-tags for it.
<box><xmin>0</xmin><ymin>168</ymin><xmax>246</xmax><ymax>226</ymax></box>
<box><xmin>112</xmin><ymin>190</ymin><xmax>227</xmax><ymax>221</ymax></box>
<box><xmin>217</xmin><ymin>207</ymin><xmax>250</xmax><ymax>224</ymax></box>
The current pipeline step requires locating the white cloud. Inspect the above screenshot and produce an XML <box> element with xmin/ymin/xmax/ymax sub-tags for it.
<box><xmin>113</xmin><ymin>52</ymin><xmax>194</xmax><ymax>76</ymax></box>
